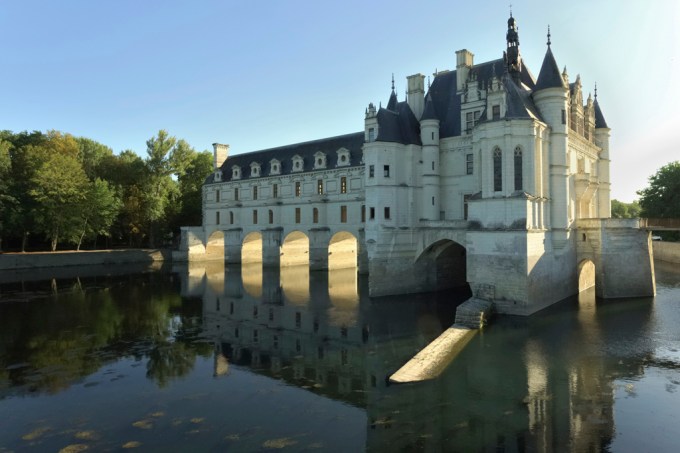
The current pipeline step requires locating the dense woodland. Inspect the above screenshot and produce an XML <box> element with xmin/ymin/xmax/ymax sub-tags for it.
<box><xmin>0</xmin><ymin>130</ymin><xmax>213</xmax><ymax>252</ymax></box>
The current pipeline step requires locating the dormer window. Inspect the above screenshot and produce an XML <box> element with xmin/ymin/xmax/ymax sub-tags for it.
<box><xmin>232</xmin><ymin>165</ymin><xmax>241</xmax><ymax>180</ymax></box>
<box><xmin>313</xmin><ymin>151</ymin><xmax>327</xmax><ymax>170</ymax></box>
<box><xmin>250</xmin><ymin>162</ymin><xmax>261</xmax><ymax>178</ymax></box>
<box><xmin>269</xmin><ymin>158</ymin><xmax>281</xmax><ymax>175</ymax></box>
<box><xmin>292</xmin><ymin>155</ymin><xmax>304</xmax><ymax>172</ymax></box>
<box><xmin>336</xmin><ymin>148</ymin><xmax>350</xmax><ymax>167</ymax></box>
<box><xmin>214</xmin><ymin>169</ymin><xmax>222</xmax><ymax>182</ymax></box>
<box><xmin>492</xmin><ymin>105</ymin><xmax>501</xmax><ymax>120</ymax></box>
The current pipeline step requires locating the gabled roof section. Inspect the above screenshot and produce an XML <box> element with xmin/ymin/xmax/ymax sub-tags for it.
<box><xmin>535</xmin><ymin>46</ymin><xmax>566</xmax><ymax>90</ymax></box>
<box><xmin>206</xmin><ymin>132</ymin><xmax>365</xmax><ymax>184</ymax></box>
<box><xmin>376</xmin><ymin>101</ymin><xmax>422</xmax><ymax>145</ymax></box>
<box><xmin>502</xmin><ymin>73</ymin><xmax>545</xmax><ymax>121</ymax></box>
<box><xmin>594</xmin><ymin>99</ymin><xmax>608</xmax><ymax>128</ymax></box>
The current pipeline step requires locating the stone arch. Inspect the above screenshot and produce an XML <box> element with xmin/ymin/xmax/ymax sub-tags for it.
<box><xmin>415</xmin><ymin>239</ymin><xmax>468</xmax><ymax>291</ymax></box>
<box><xmin>281</xmin><ymin>230</ymin><xmax>309</xmax><ymax>267</ymax></box>
<box><xmin>577</xmin><ymin>259</ymin><xmax>596</xmax><ymax>292</ymax></box>
<box><xmin>328</xmin><ymin>231</ymin><xmax>358</xmax><ymax>270</ymax></box>
<box><xmin>206</xmin><ymin>230</ymin><xmax>225</xmax><ymax>261</ymax></box>
<box><xmin>242</xmin><ymin>231</ymin><xmax>263</xmax><ymax>264</ymax></box>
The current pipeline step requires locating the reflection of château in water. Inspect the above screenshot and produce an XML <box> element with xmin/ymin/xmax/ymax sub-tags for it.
<box><xmin>177</xmin><ymin>262</ymin><xmax>657</xmax><ymax>451</ymax></box>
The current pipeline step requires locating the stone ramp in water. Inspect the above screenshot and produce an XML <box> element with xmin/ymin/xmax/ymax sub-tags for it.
<box><xmin>389</xmin><ymin>298</ymin><xmax>494</xmax><ymax>384</ymax></box>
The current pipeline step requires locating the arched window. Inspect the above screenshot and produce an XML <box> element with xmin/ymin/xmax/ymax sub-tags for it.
<box><xmin>493</xmin><ymin>148</ymin><xmax>502</xmax><ymax>192</ymax></box>
<box><xmin>514</xmin><ymin>147</ymin><xmax>523</xmax><ymax>191</ymax></box>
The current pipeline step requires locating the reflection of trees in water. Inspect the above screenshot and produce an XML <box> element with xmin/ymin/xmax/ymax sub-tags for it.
<box><xmin>0</xmin><ymin>273</ymin><xmax>211</xmax><ymax>396</ymax></box>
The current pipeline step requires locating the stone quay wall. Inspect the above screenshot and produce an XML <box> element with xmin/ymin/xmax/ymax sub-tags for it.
<box><xmin>0</xmin><ymin>249</ymin><xmax>170</xmax><ymax>271</ymax></box>
<box><xmin>653</xmin><ymin>241</ymin><xmax>680</xmax><ymax>264</ymax></box>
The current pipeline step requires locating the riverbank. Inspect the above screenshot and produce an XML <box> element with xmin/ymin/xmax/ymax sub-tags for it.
<box><xmin>0</xmin><ymin>249</ymin><xmax>171</xmax><ymax>271</ymax></box>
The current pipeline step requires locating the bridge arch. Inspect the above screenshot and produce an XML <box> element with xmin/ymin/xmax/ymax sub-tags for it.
<box><xmin>415</xmin><ymin>239</ymin><xmax>468</xmax><ymax>291</ymax></box>
<box><xmin>577</xmin><ymin>259</ymin><xmax>596</xmax><ymax>292</ymax></box>
<box><xmin>206</xmin><ymin>230</ymin><xmax>225</xmax><ymax>261</ymax></box>
<box><xmin>281</xmin><ymin>230</ymin><xmax>309</xmax><ymax>267</ymax></box>
<box><xmin>242</xmin><ymin>231</ymin><xmax>263</xmax><ymax>264</ymax></box>
<box><xmin>328</xmin><ymin>231</ymin><xmax>358</xmax><ymax>270</ymax></box>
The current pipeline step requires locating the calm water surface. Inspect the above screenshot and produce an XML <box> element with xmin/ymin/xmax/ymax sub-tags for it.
<box><xmin>0</xmin><ymin>262</ymin><xmax>679</xmax><ymax>452</ymax></box>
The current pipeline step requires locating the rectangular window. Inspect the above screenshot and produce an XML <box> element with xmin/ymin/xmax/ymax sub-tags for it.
<box><xmin>268</xmin><ymin>209</ymin><xmax>273</xmax><ymax>224</ymax></box>
<box><xmin>216</xmin><ymin>211</ymin><xmax>220</xmax><ymax>224</ymax></box>
<box><xmin>361</xmin><ymin>205</ymin><xmax>365</xmax><ymax>222</ymax></box>
<box><xmin>229</xmin><ymin>211</ymin><xmax>234</xmax><ymax>224</ymax></box>
<box><xmin>295</xmin><ymin>181</ymin><xmax>301</xmax><ymax>197</ymax></box>
<box><xmin>432</xmin><ymin>161</ymin><xmax>435</xmax><ymax>171</ymax></box>
<box><xmin>295</xmin><ymin>312</ymin><xmax>301</xmax><ymax>328</ymax></box>
<box><xmin>313</xmin><ymin>207</ymin><xmax>319</xmax><ymax>224</ymax></box>
<box><xmin>384</xmin><ymin>206</ymin><xmax>391</xmax><ymax>219</ymax></box>
<box><xmin>340</xmin><ymin>176</ymin><xmax>347</xmax><ymax>194</ymax></box>
<box><xmin>253</xmin><ymin>209</ymin><xmax>258</xmax><ymax>224</ymax></box>
<box><xmin>295</xmin><ymin>207</ymin><xmax>301</xmax><ymax>223</ymax></box>
<box><xmin>234</xmin><ymin>188</ymin><xmax>239</xmax><ymax>201</ymax></box>
<box><xmin>466</xmin><ymin>153</ymin><xmax>473</xmax><ymax>175</ymax></box>
<box><xmin>384</xmin><ymin>165</ymin><xmax>390</xmax><ymax>177</ymax></box>
<box><xmin>466</xmin><ymin>111</ymin><xmax>474</xmax><ymax>132</ymax></box>
<box><xmin>340</xmin><ymin>205</ymin><xmax>347</xmax><ymax>223</ymax></box>
<box><xmin>492</xmin><ymin>105</ymin><xmax>501</xmax><ymax>120</ymax></box>
<box><xmin>273</xmin><ymin>183</ymin><xmax>278</xmax><ymax>198</ymax></box>
<box><xmin>317</xmin><ymin>179</ymin><xmax>323</xmax><ymax>195</ymax></box>
<box><xmin>215</xmin><ymin>190</ymin><xmax>220</xmax><ymax>202</ymax></box>
<box><xmin>368</xmin><ymin>127</ymin><xmax>375</xmax><ymax>142</ymax></box>
<box><xmin>432</xmin><ymin>196</ymin><xmax>435</xmax><ymax>206</ymax></box>
<box><xmin>561</xmin><ymin>109</ymin><xmax>567</xmax><ymax>125</ymax></box>
<box><xmin>253</xmin><ymin>186</ymin><xmax>258</xmax><ymax>200</ymax></box>
<box><xmin>369</xmin><ymin>207</ymin><xmax>375</xmax><ymax>220</ymax></box>
<box><xmin>463</xmin><ymin>194</ymin><xmax>471</xmax><ymax>220</ymax></box>
<box><xmin>369</xmin><ymin>165</ymin><xmax>375</xmax><ymax>178</ymax></box>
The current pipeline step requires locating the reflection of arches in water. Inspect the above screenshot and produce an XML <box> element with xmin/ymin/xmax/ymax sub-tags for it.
<box><xmin>281</xmin><ymin>265</ymin><xmax>309</xmax><ymax>306</ymax></box>
<box><xmin>204</xmin><ymin>260</ymin><xmax>226</xmax><ymax>294</ymax></box>
<box><xmin>242</xmin><ymin>262</ymin><xmax>263</xmax><ymax>298</ymax></box>
<box><xmin>206</xmin><ymin>230</ymin><xmax>225</xmax><ymax>261</ymax></box>
<box><xmin>415</xmin><ymin>239</ymin><xmax>468</xmax><ymax>291</ymax></box>
<box><xmin>328</xmin><ymin>267</ymin><xmax>359</xmax><ymax>327</ymax></box>
<box><xmin>242</xmin><ymin>231</ymin><xmax>263</xmax><ymax>264</ymax></box>
<box><xmin>281</xmin><ymin>231</ymin><xmax>309</xmax><ymax>267</ymax></box>
<box><xmin>578</xmin><ymin>259</ymin><xmax>596</xmax><ymax>293</ymax></box>
<box><xmin>329</xmin><ymin>231</ymin><xmax>358</xmax><ymax>270</ymax></box>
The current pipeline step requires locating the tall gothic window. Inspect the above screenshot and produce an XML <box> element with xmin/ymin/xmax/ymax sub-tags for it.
<box><xmin>514</xmin><ymin>147</ymin><xmax>523</xmax><ymax>191</ymax></box>
<box><xmin>493</xmin><ymin>148</ymin><xmax>503</xmax><ymax>192</ymax></box>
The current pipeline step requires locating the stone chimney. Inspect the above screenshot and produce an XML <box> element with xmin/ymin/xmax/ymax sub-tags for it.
<box><xmin>407</xmin><ymin>73</ymin><xmax>425</xmax><ymax>119</ymax></box>
<box><xmin>212</xmin><ymin>143</ymin><xmax>229</xmax><ymax>171</ymax></box>
<box><xmin>456</xmin><ymin>49</ymin><xmax>474</xmax><ymax>92</ymax></box>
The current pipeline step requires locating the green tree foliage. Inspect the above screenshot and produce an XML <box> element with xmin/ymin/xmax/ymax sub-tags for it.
<box><xmin>611</xmin><ymin>199</ymin><xmax>641</xmax><ymax>219</ymax></box>
<box><xmin>29</xmin><ymin>150</ymin><xmax>89</xmax><ymax>251</ymax></box>
<box><xmin>0</xmin><ymin>139</ymin><xmax>16</xmax><ymax>251</ymax></box>
<box><xmin>174</xmin><ymin>150</ymin><xmax>213</xmax><ymax>229</ymax></box>
<box><xmin>76</xmin><ymin>136</ymin><xmax>114</xmax><ymax>179</ymax></box>
<box><xmin>75</xmin><ymin>178</ymin><xmax>122</xmax><ymax>250</ymax></box>
<box><xmin>637</xmin><ymin>161</ymin><xmax>680</xmax><ymax>218</ymax></box>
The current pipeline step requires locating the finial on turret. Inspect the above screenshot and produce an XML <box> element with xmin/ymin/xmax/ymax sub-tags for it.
<box><xmin>509</xmin><ymin>3</ymin><xmax>512</xmax><ymax>17</ymax></box>
<box><xmin>391</xmin><ymin>73</ymin><xmax>395</xmax><ymax>93</ymax></box>
<box><xmin>427</xmin><ymin>76</ymin><xmax>431</xmax><ymax>89</ymax></box>
<box><xmin>594</xmin><ymin>82</ymin><xmax>598</xmax><ymax>99</ymax></box>
<box><xmin>547</xmin><ymin>25</ymin><xmax>551</xmax><ymax>47</ymax></box>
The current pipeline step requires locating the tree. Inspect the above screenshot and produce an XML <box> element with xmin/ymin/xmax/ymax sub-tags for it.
<box><xmin>637</xmin><ymin>161</ymin><xmax>680</xmax><ymax>218</ymax></box>
<box><xmin>173</xmin><ymin>150</ymin><xmax>213</xmax><ymax>231</ymax></box>
<box><xmin>29</xmin><ymin>151</ymin><xmax>89</xmax><ymax>250</ymax></box>
<box><xmin>611</xmin><ymin>199</ymin><xmax>641</xmax><ymax>219</ymax></box>
<box><xmin>74</xmin><ymin>178</ymin><xmax>122</xmax><ymax>250</ymax></box>
<box><xmin>0</xmin><ymin>139</ymin><xmax>16</xmax><ymax>251</ymax></box>
<box><xmin>76</xmin><ymin>136</ymin><xmax>114</xmax><ymax>179</ymax></box>
<box><xmin>143</xmin><ymin>131</ymin><xmax>195</xmax><ymax>247</ymax></box>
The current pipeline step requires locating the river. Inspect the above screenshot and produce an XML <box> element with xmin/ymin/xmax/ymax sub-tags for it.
<box><xmin>0</xmin><ymin>261</ymin><xmax>678</xmax><ymax>451</ymax></box>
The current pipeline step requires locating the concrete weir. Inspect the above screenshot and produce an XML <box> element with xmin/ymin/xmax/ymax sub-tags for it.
<box><xmin>390</xmin><ymin>298</ymin><xmax>493</xmax><ymax>383</ymax></box>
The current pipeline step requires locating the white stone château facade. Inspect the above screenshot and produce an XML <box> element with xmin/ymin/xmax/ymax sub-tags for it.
<box><xmin>177</xmin><ymin>15</ymin><xmax>655</xmax><ymax>315</ymax></box>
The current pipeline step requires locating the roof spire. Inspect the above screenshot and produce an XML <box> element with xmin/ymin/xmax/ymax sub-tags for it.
<box><xmin>427</xmin><ymin>75</ymin><xmax>431</xmax><ymax>89</ymax></box>
<box><xmin>594</xmin><ymin>82</ymin><xmax>598</xmax><ymax>99</ymax></box>
<box><xmin>391</xmin><ymin>73</ymin><xmax>395</xmax><ymax>93</ymax></box>
<box><xmin>547</xmin><ymin>25</ymin><xmax>551</xmax><ymax>47</ymax></box>
<box><xmin>509</xmin><ymin>2</ymin><xmax>512</xmax><ymax>17</ymax></box>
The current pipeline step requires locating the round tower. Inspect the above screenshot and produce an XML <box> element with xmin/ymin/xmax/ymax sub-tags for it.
<box><xmin>420</xmin><ymin>93</ymin><xmax>440</xmax><ymax>220</ymax></box>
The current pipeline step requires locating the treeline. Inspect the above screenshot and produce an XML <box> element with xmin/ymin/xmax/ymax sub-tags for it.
<box><xmin>0</xmin><ymin>130</ymin><xmax>213</xmax><ymax>252</ymax></box>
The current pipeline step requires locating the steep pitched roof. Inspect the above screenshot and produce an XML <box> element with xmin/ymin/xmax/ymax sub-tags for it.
<box><xmin>376</xmin><ymin>101</ymin><xmax>422</xmax><ymax>145</ymax></box>
<box><xmin>206</xmin><ymin>132</ymin><xmax>365</xmax><ymax>184</ymax></box>
<box><xmin>534</xmin><ymin>46</ymin><xmax>566</xmax><ymax>90</ymax></box>
<box><xmin>502</xmin><ymin>73</ymin><xmax>544</xmax><ymax>121</ymax></box>
<box><xmin>421</xmin><ymin>93</ymin><xmax>438</xmax><ymax>120</ymax></box>
<box><xmin>594</xmin><ymin>99</ymin><xmax>608</xmax><ymax>128</ymax></box>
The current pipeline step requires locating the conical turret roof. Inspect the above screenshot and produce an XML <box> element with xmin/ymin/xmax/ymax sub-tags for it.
<box><xmin>535</xmin><ymin>46</ymin><xmax>566</xmax><ymax>90</ymax></box>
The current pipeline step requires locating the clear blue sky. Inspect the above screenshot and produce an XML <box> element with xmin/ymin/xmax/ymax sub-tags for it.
<box><xmin>2</xmin><ymin>0</ymin><xmax>678</xmax><ymax>202</ymax></box>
